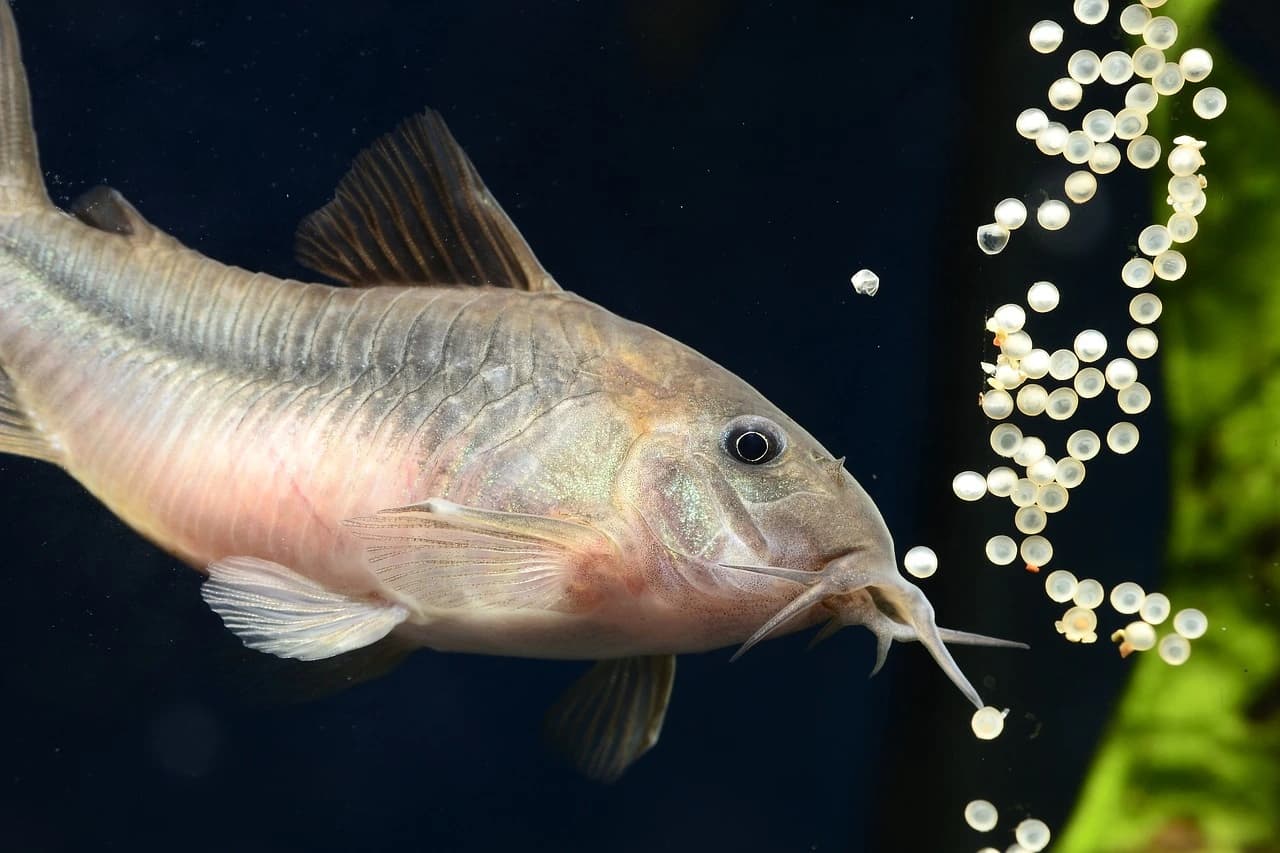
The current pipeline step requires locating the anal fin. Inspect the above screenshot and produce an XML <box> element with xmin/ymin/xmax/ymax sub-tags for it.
<box><xmin>200</xmin><ymin>556</ymin><xmax>409</xmax><ymax>661</ymax></box>
<box><xmin>0</xmin><ymin>365</ymin><xmax>59</xmax><ymax>464</ymax></box>
<box><xmin>544</xmin><ymin>655</ymin><xmax>677</xmax><ymax>783</ymax></box>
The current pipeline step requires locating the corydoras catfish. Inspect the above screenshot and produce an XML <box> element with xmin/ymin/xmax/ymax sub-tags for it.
<box><xmin>0</xmin><ymin>3</ymin><xmax>1020</xmax><ymax>780</ymax></box>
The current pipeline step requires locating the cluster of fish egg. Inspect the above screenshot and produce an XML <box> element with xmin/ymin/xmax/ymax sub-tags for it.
<box><xmin>963</xmin><ymin>799</ymin><xmax>1052</xmax><ymax>853</ymax></box>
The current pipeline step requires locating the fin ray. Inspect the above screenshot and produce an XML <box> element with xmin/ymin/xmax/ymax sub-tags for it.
<box><xmin>0</xmin><ymin>2</ymin><xmax>49</xmax><ymax>208</ymax></box>
<box><xmin>0</xmin><ymin>365</ymin><xmax>59</xmax><ymax>464</ymax></box>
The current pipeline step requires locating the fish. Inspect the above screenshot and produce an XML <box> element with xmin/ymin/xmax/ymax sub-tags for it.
<box><xmin>0</xmin><ymin>3</ymin><xmax>1022</xmax><ymax>781</ymax></box>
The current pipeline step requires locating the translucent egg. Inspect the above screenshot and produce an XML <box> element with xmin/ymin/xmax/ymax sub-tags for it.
<box><xmin>1132</xmin><ymin>45</ymin><xmax>1165</xmax><ymax>79</ymax></box>
<box><xmin>994</xmin><ymin>363</ymin><xmax>1024</xmax><ymax>390</ymax></box>
<box><xmin>986</xmin><ymin>535</ymin><xmax>1018</xmax><ymax>566</ymax></box>
<box><xmin>1015</xmin><ymin>818</ymin><xmax>1051</xmax><ymax>852</ymax></box>
<box><xmin>1037</xmin><ymin>122</ymin><xmax>1070</xmax><ymax>156</ymax></box>
<box><xmin>982</xmin><ymin>389</ymin><xmax>1015</xmax><ymax>420</ymax></box>
<box><xmin>1153</xmin><ymin>62</ymin><xmax>1185</xmax><ymax>96</ymax></box>
<box><xmin>1073</xmin><ymin>578</ymin><xmax>1105</xmax><ymax>609</ymax></box>
<box><xmin>1046</xmin><ymin>388</ymin><xmax>1079</xmax><ymax>421</ymax></box>
<box><xmin>1064</xmin><ymin>131</ymin><xmax>1095</xmax><ymax>165</ymax></box>
<box><xmin>1138</xmin><ymin>224</ymin><xmax>1173</xmax><ymax>256</ymax></box>
<box><xmin>1013</xmin><ymin>436</ymin><xmax>1047</xmax><ymax>466</ymax></box>
<box><xmin>1055</xmin><ymin>457</ymin><xmax>1086</xmax><ymax>488</ymax></box>
<box><xmin>1142</xmin><ymin>15</ymin><xmax>1178</xmax><ymax>49</ymax></box>
<box><xmin>1017</xmin><ymin>384</ymin><xmax>1049</xmax><ymax>417</ymax></box>
<box><xmin>904</xmin><ymin>545</ymin><xmax>938</xmax><ymax>579</ymax></box>
<box><xmin>1122</xmin><ymin>257</ymin><xmax>1155</xmax><ymax>289</ymax></box>
<box><xmin>965</xmin><ymin>799</ymin><xmax>999</xmax><ymax>833</ymax></box>
<box><xmin>1045</xmin><ymin>569</ymin><xmax>1079</xmax><ymax>603</ymax></box>
<box><xmin>1119</xmin><ymin>3</ymin><xmax>1151</xmax><ymax>34</ymax></box>
<box><xmin>1107</xmin><ymin>421</ymin><xmax>1140</xmax><ymax>454</ymax></box>
<box><xmin>1158</xmin><ymin>633</ymin><xmax>1191</xmax><ymax>665</ymax></box>
<box><xmin>1037</xmin><ymin>483</ymin><xmax>1069</xmax><ymax>513</ymax></box>
<box><xmin>1179</xmin><ymin>48</ymin><xmax>1213</xmax><ymax>83</ymax></box>
<box><xmin>1065</xmin><ymin>171</ymin><xmax>1098</xmax><ymax>203</ymax></box>
<box><xmin>1075</xmin><ymin>367</ymin><xmax>1105</xmax><ymax>398</ymax></box>
<box><xmin>1027</xmin><ymin>455</ymin><xmax>1057</xmax><ymax>486</ymax></box>
<box><xmin>1021</xmin><ymin>535</ymin><xmax>1053</xmax><ymax>567</ymax></box>
<box><xmin>1123</xmin><ymin>621</ymin><xmax>1157</xmax><ymax>651</ymax></box>
<box><xmin>1067</xmin><ymin>52</ymin><xmax>1101</xmax><ymax>86</ymax></box>
<box><xmin>995</xmin><ymin>198</ymin><xmax>1029</xmax><ymax>230</ymax></box>
<box><xmin>1193</xmin><ymin>87</ymin><xmax>1227</xmax><ymax>119</ymax></box>
<box><xmin>1118</xmin><ymin>381</ymin><xmax>1151</xmax><ymax>414</ymax></box>
<box><xmin>1105</xmin><ymin>357</ymin><xmax>1139</xmax><ymax>389</ymax></box>
<box><xmin>991</xmin><ymin>423</ymin><xmax>1024</xmax><ymax>457</ymax></box>
<box><xmin>1029</xmin><ymin>20</ymin><xmax>1065</xmax><ymax>54</ymax></box>
<box><xmin>1167</xmin><ymin>174</ymin><xmax>1201</xmax><ymax>204</ymax></box>
<box><xmin>1167</xmin><ymin>212</ymin><xmax>1198</xmax><ymax>244</ymax></box>
<box><xmin>1128</xmin><ymin>327</ymin><xmax>1159</xmax><ymax>358</ymax></box>
<box><xmin>1127</xmin><ymin>135</ymin><xmax>1162</xmax><ymax>169</ymax></box>
<box><xmin>1067</xmin><ymin>429</ymin><xmax>1101</xmax><ymax>460</ymax></box>
<box><xmin>1050</xmin><ymin>76</ymin><xmax>1085</xmax><ymax>110</ymax></box>
<box><xmin>1016</xmin><ymin>108</ymin><xmax>1050</xmax><ymax>139</ymax></box>
<box><xmin>1016</xmin><ymin>505</ymin><xmax>1047</xmax><ymax>534</ymax></box>
<box><xmin>1153</xmin><ymin>249</ymin><xmax>1187</xmax><ymax>280</ymax></box>
<box><xmin>1100</xmin><ymin>50</ymin><xmax>1134</xmax><ymax>84</ymax></box>
<box><xmin>1140</xmin><ymin>592</ymin><xmax>1171</xmax><ymax>624</ymax></box>
<box><xmin>850</xmin><ymin>269</ymin><xmax>879</xmax><ymax>296</ymax></box>
<box><xmin>1073</xmin><ymin>0</ymin><xmax>1109</xmax><ymax>25</ymax></box>
<box><xmin>971</xmin><ymin>706</ymin><xmax>1007</xmax><ymax>740</ymax></box>
<box><xmin>1021</xmin><ymin>348</ymin><xmax>1051</xmax><ymax>379</ymax></box>
<box><xmin>1010</xmin><ymin>478</ymin><xmax>1040</xmax><ymax>508</ymax></box>
<box><xmin>1113</xmin><ymin>107</ymin><xmax>1149</xmax><ymax>140</ymax></box>
<box><xmin>1089</xmin><ymin>141</ymin><xmax>1122</xmax><ymax>174</ymax></box>
<box><xmin>1058</xmin><ymin>605</ymin><xmax>1097</xmax><ymax>640</ymax></box>
<box><xmin>977</xmin><ymin>223</ymin><xmax>1011</xmax><ymax>255</ymax></box>
<box><xmin>994</xmin><ymin>303</ymin><xmax>1027</xmax><ymax>333</ymax></box>
<box><xmin>1003</xmin><ymin>330</ymin><xmax>1033</xmax><ymax>359</ymax></box>
<box><xmin>1125</xmin><ymin>82</ymin><xmax>1159</xmax><ymax>112</ymax></box>
<box><xmin>1167</xmin><ymin>145</ymin><xmax>1204</xmax><ymax>176</ymax></box>
<box><xmin>1110</xmin><ymin>581</ymin><xmax>1146</xmax><ymax>614</ymax></box>
<box><xmin>1049</xmin><ymin>349</ymin><xmax>1080</xmax><ymax>381</ymax></box>
<box><xmin>953</xmin><ymin>471</ymin><xmax>988</xmax><ymax>501</ymax></box>
<box><xmin>1027</xmin><ymin>281</ymin><xmax>1060</xmax><ymax>312</ymax></box>
<box><xmin>1037</xmin><ymin>200</ymin><xmax>1071</xmax><ymax>231</ymax></box>
<box><xmin>1073</xmin><ymin>330</ymin><xmax>1106</xmax><ymax>363</ymax></box>
<box><xmin>1174</xmin><ymin>607</ymin><xmax>1208</xmax><ymax>639</ymax></box>
<box><xmin>986</xmin><ymin>466</ymin><xmax>1019</xmax><ymax>497</ymax></box>
<box><xmin>1082</xmin><ymin>108</ymin><xmax>1116</xmax><ymax>142</ymax></box>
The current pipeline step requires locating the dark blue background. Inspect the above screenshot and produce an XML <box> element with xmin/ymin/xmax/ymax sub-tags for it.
<box><xmin>1</xmin><ymin>1</ymin><xmax>1224</xmax><ymax>850</ymax></box>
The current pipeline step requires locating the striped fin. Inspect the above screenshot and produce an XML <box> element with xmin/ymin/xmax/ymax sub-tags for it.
<box><xmin>295</xmin><ymin>110</ymin><xmax>561</xmax><ymax>292</ymax></box>
<box><xmin>0</xmin><ymin>1</ymin><xmax>50</xmax><ymax>210</ymax></box>
<box><xmin>544</xmin><ymin>655</ymin><xmax>677</xmax><ymax>783</ymax></box>
<box><xmin>0</xmin><ymin>365</ymin><xmax>59</xmax><ymax>464</ymax></box>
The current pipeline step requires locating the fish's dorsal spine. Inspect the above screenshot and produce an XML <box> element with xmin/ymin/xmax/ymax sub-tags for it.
<box><xmin>0</xmin><ymin>1</ymin><xmax>50</xmax><ymax>212</ymax></box>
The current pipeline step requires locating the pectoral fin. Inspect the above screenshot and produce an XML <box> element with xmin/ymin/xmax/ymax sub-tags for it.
<box><xmin>544</xmin><ymin>655</ymin><xmax>677</xmax><ymax>783</ymax></box>
<box><xmin>344</xmin><ymin>498</ymin><xmax>616</xmax><ymax>612</ymax></box>
<box><xmin>200</xmin><ymin>556</ymin><xmax>409</xmax><ymax>661</ymax></box>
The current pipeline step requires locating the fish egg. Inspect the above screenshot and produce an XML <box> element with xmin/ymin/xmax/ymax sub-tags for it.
<box><xmin>1168</xmin><ymin>174</ymin><xmax>1200</xmax><ymax>204</ymax></box>
<box><xmin>1038</xmin><ymin>121</ymin><xmax>1070</xmax><ymax>156</ymax></box>
<box><xmin>991</xmin><ymin>423</ymin><xmax>1024</xmax><ymax>457</ymax></box>
<box><xmin>1179</xmin><ymin>47</ymin><xmax>1213</xmax><ymax>82</ymax></box>
<box><xmin>1122</xmin><ymin>257</ymin><xmax>1155</xmax><ymax>289</ymax></box>
<box><xmin>1128</xmin><ymin>327</ymin><xmax>1159</xmax><ymax>358</ymax></box>
<box><xmin>1153</xmin><ymin>249</ymin><xmax>1187</xmax><ymax>281</ymax></box>
<box><xmin>1168</xmin><ymin>212</ymin><xmax>1198</xmax><ymax>243</ymax></box>
<box><xmin>1045</xmin><ymin>387</ymin><xmax>1079</xmax><ymax>421</ymax></box>
<box><xmin>964</xmin><ymin>799</ymin><xmax>999</xmax><ymax>832</ymax></box>
<box><xmin>1110</xmin><ymin>581</ymin><xmax>1146</xmax><ymax>614</ymax></box>
<box><xmin>953</xmin><ymin>471</ymin><xmax>987</xmax><ymax>501</ymax></box>
<box><xmin>1068</xmin><ymin>49</ymin><xmax>1102</xmax><ymax>84</ymax></box>
<box><xmin>1082</xmin><ymin>108</ymin><xmax>1115</xmax><ymax>142</ymax></box>
<box><xmin>1067</xmin><ymin>429</ymin><xmax>1101</xmax><ymax>460</ymax></box>
<box><xmin>1153</xmin><ymin>62</ymin><xmax>1184</xmax><ymax>95</ymax></box>
<box><xmin>1073</xmin><ymin>578</ymin><xmax>1105</xmax><ymax>609</ymax></box>
<box><xmin>1107</xmin><ymin>422</ymin><xmax>1141</xmax><ymax>454</ymax></box>
<box><xmin>1073</xmin><ymin>0</ymin><xmax>1109</xmax><ymax>26</ymax></box>
<box><xmin>1059</xmin><ymin>605</ymin><xmax>1097</xmax><ymax>641</ymax></box>
<box><xmin>1026</xmin><ymin>282</ymin><xmax>1059</xmax><ymax>313</ymax></box>
<box><xmin>1100</xmin><ymin>50</ymin><xmax>1134</xmax><ymax>84</ymax></box>
<box><xmin>1114</xmin><ymin>107</ymin><xmax>1149</xmax><ymax>140</ymax></box>
<box><xmin>995</xmin><ymin>198</ymin><xmax>1028</xmax><ymax>230</ymax></box>
<box><xmin>982</xmin><ymin>389</ymin><xmax>1015</xmax><ymax>420</ymax></box>
<box><xmin>1089</xmin><ymin>141</ymin><xmax>1122</xmax><ymax>174</ymax></box>
<box><xmin>986</xmin><ymin>466</ymin><xmax>1019</xmax><ymax>497</ymax></box>
<box><xmin>1065</xmin><ymin>171</ymin><xmax>1097</xmax><ymax>203</ymax></box>
<box><xmin>1003</xmin><ymin>331</ymin><xmax>1034</xmax><ymax>359</ymax></box>
<box><xmin>1013</xmin><ymin>436</ymin><xmax>1047</xmax><ymax>466</ymax></box>
<box><xmin>1174</xmin><ymin>607</ymin><xmax>1208</xmax><ymax>639</ymax></box>
<box><xmin>1132</xmin><ymin>45</ymin><xmax>1165</xmax><ymax>79</ymax></box>
<box><xmin>1037</xmin><ymin>200</ymin><xmax>1071</xmax><ymax>231</ymax></box>
<box><xmin>1138</xmin><ymin>224</ymin><xmax>1172</xmax><ymax>256</ymax></box>
<box><xmin>1119</xmin><ymin>3</ymin><xmax>1151</xmax><ymax>34</ymax></box>
<box><xmin>986</xmin><ymin>535</ymin><xmax>1018</xmax><ymax>566</ymax></box>
<box><xmin>1074</xmin><ymin>329</ymin><xmax>1107</xmax><ymax>362</ymax></box>
<box><xmin>1029</xmin><ymin>20</ymin><xmax>1064</xmax><ymax>54</ymax></box>
<box><xmin>1193</xmin><ymin>86</ymin><xmax>1227</xmax><ymax>119</ymax></box>
<box><xmin>994</xmin><ymin>303</ymin><xmax>1027</xmax><ymax>333</ymax></box>
<box><xmin>1127</xmin><ymin>135</ymin><xmax>1162</xmax><ymax>169</ymax></box>
<box><xmin>978</xmin><ymin>223</ymin><xmax>1011</xmax><ymax>255</ymax></box>
<box><xmin>1105</xmin><ymin>358</ymin><xmax>1139</xmax><ymax>389</ymax></box>
<box><xmin>1140</xmin><ymin>592</ymin><xmax>1171</xmax><ymax>624</ymax></box>
<box><xmin>1010</xmin><ymin>478</ymin><xmax>1040</xmax><ymax>508</ymax></box>
<box><xmin>1159</xmin><ymin>634</ymin><xmax>1191</xmax><ymax>665</ymax></box>
<box><xmin>1016</xmin><ymin>506</ymin><xmax>1047</xmax><ymax>535</ymax></box>
<box><xmin>1142</xmin><ymin>15</ymin><xmax>1177</xmax><ymax>48</ymax></box>
<box><xmin>1016</xmin><ymin>384</ymin><xmax>1047</xmax><ymax>417</ymax></box>
<box><xmin>1074</xmin><ymin>367</ymin><xmax>1105</xmax><ymax>398</ymax></box>
<box><xmin>850</xmin><ymin>269</ymin><xmax>880</xmax><ymax>296</ymax></box>
<box><xmin>903</xmin><ymin>545</ymin><xmax>938</xmax><ymax>579</ymax></box>
<box><xmin>1055</xmin><ymin>457</ymin><xmax>1086</xmax><ymax>488</ymax></box>
<box><xmin>1016</xmin><ymin>107</ymin><xmax>1050</xmax><ymax>139</ymax></box>
<box><xmin>1015</xmin><ymin>818</ymin><xmax>1051</xmax><ymax>851</ymax></box>
<box><xmin>1021</xmin><ymin>348</ymin><xmax>1051</xmax><ymax>379</ymax></box>
<box><xmin>1123</xmin><ymin>621</ymin><xmax>1157</xmax><ymax>651</ymax></box>
<box><xmin>1126</xmin><ymin>82</ymin><xmax>1159</xmax><ymax>112</ymax></box>
<box><xmin>1049</xmin><ymin>78</ymin><xmax>1084</xmax><ymax>111</ymax></box>
<box><xmin>1037</xmin><ymin>483</ymin><xmax>1069</xmax><ymax>513</ymax></box>
<box><xmin>1167</xmin><ymin>145</ymin><xmax>1204</xmax><ymax>176</ymax></box>
<box><xmin>994</xmin><ymin>363</ymin><xmax>1024</xmax><ymax>390</ymax></box>
<box><xmin>1021</xmin><ymin>535</ymin><xmax>1053</xmax><ymax>567</ymax></box>
<box><xmin>1118</xmin><ymin>381</ymin><xmax>1151</xmax><ymax>414</ymax></box>
<box><xmin>1045</xmin><ymin>569</ymin><xmax>1079</xmax><ymax>602</ymax></box>
<box><xmin>1049</xmin><ymin>349</ymin><xmax>1080</xmax><ymax>380</ymax></box>
<box><xmin>971</xmin><ymin>706</ymin><xmax>1007</xmax><ymax>740</ymax></box>
<box><xmin>1130</xmin><ymin>293</ymin><xmax>1163</xmax><ymax>325</ymax></box>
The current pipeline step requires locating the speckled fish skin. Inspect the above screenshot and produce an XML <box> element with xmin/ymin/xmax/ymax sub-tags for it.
<box><xmin>0</xmin><ymin>2</ymin><xmax>1001</xmax><ymax>715</ymax></box>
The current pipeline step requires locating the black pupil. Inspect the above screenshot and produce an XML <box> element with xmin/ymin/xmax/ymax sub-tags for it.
<box><xmin>734</xmin><ymin>430</ymin><xmax>771</xmax><ymax>463</ymax></box>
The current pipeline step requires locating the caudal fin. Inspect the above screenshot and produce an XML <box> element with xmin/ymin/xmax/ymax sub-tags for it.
<box><xmin>0</xmin><ymin>1</ymin><xmax>49</xmax><ymax>210</ymax></box>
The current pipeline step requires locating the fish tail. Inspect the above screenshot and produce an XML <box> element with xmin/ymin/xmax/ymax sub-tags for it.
<box><xmin>0</xmin><ymin>1</ymin><xmax>50</xmax><ymax>213</ymax></box>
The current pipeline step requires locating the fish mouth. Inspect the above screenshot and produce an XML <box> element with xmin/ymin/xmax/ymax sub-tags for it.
<box><xmin>719</xmin><ymin>552</ymin><xmax>1027</xmax><ymax>709</ymax></box>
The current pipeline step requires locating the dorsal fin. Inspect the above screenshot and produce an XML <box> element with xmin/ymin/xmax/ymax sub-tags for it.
<box><xmin>295</xmin><ymin>110</ymin><xmax>561</xmax><ymax>292</ymax></box>
<box><xmin>0</xmin><ymin>1</ymin><xmax>51</xmax><ymax>210</ymax></box>
<box><xmin>70</xmin><ymin>186</ymin><xmax>184</xmax><ymax>251</ymax></box>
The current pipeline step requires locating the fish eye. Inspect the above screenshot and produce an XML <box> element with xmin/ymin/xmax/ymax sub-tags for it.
<box><xmin>722</xmin><ymin>416</ymin><xmax>785</xmax><ymax>465</ymax></box>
